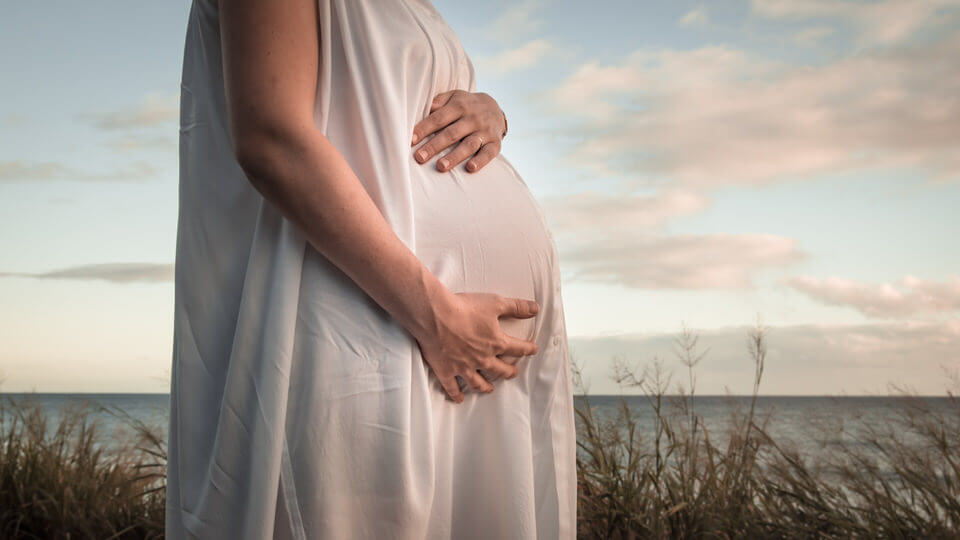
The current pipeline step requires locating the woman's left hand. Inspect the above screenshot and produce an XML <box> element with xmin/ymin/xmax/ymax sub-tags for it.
<box><xmin>411</xmin><ymin>90</ymin><xmax>507</xmax><ymax>173</ymax></box>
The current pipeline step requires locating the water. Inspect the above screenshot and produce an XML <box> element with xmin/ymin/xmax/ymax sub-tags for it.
<box><xmin>0</xmin><ymin>393</ymin><xmax>171</xmax><ymax>447</ymax></box>
<box><xmin>575</xmin><ymin>394</ymin><xmax>957</xmax><ymax>458</ymax></box>
<box><xmin>1</xmin><ymin>393</ymin><xmax>954</xmax><ymax>459</ymax></box>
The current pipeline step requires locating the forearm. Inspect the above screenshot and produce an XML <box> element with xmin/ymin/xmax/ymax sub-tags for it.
<box><xmin>234</xmin><ymin>126</ymin><xmax>451</xmax><ymax>341</ymax></box>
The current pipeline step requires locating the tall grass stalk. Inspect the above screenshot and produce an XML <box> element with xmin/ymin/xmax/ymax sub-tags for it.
<box><xmin>0</xmin><ymin>322</ymin><xmax>957</xmax><ymax>538</ymax></box>
<box><xmin>573</xmin><ymin>321</ymin><xmax>960</xmax><ymax>539</ymax></box>
<box><xmin>0</xmin><ymin>394</ymin><xmax>166</xmax><ymax>539</ymax></box>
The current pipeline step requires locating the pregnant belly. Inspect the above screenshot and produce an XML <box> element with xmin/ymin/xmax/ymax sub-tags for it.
<box><xmin>410</xmin><ymin>153</ymin><xmax>559</xmax><ymax>349</ymax></box>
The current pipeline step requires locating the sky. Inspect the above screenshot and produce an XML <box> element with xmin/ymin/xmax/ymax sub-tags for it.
<box><xmin>0</xmin><ymin>0</ymin><xmax>958</xmax><ymax>395</ymax></box>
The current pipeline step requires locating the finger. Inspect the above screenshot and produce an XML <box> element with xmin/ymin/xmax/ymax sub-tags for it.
<box><xmin>462</xmin><ymin>369</ymin><xmax>494</xmax><ymax>394</ymax></box>
<box><xmin>480</xmin><ymin>356</ymin><xmax>520</xmax><ymax>380</ymax></box>
<box><xmin>412</xmin><ymin>101</ymin><xmax>461</xmax><ymax>147</ymax></box>
<box><xmin>437</xmin><ymin>373</ymin><xmax>465</xmax><ymax>404</ymax></box>
<box><xmin>414</xmin><ymin>119</ymin><xmax>474</xmax><ymax>165</ymax></box>
<box><xmin>498</xmin><ymin>296</ymin><xmax>540</xmax><ymax>319</ymax></box>
<box><xmin>498</xmin><ymin>333</ymin><xmax>540</xmax><ymax>358</ymax></box>
<box><xmin>464</xmin><ymin>141</ymin><xmax>500</xmax><ymax>173</ymax></box>
<box><xmin>430</xmin><ymin>90</ymin><xmax>455</xmax><ymax>112</ymax></box>
<box><xmin>436</xmin><ymin>134</ymin><xmax>484</xmax><ymax>172</ymax></box>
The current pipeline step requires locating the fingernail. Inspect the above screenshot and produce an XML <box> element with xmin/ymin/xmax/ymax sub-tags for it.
<box><xmin>466</xmin><ymin>162</ymin><xmax>476</xmax><ymax>172</ymax></box>
<box><xmin>416</xmin><ymin>150</ymin><xmax>427</xmax><ymax>162</ymax></box>
<box><xmin>411</xmin><ymin>133</ymin><xmax>419</xmax><ymax>145</ymax></box>
<box><xmin>530</xmin><ymin>302</ymin><xmax>539</xmax><ymax>313</ymax></box>
<box><xmin>437</xmin><ymin>158</ymin><xmax>448</xmax><ymax>170</ymax></box>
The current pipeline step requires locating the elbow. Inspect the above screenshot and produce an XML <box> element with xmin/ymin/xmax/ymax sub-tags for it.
<box><xmin>231</xmin><ymin>130</ymin><xmax>281</xmax><ymax>183</ymax></box>
<box><xmin>228</xmin><ymin>120</ymin><xmax>318</xmax><ymax>192</ymax></box>
<box><xmin>230</xmin><ymin>118</ymin><xmax>319</xmax><ymax>195</ymax></box>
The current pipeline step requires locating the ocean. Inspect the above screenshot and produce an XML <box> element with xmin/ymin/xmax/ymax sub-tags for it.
<box><xmin>1</xmin><ymin>393</ymin><xmax>954</xmax><ymax>458</ymax></box>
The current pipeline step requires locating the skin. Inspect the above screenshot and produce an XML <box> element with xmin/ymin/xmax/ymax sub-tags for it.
<box><xmin>412</xmin><ymin>89</ymin><xmax>508</xmax><ymax>173</ymax></box>
<box><xmin>218</xmin><ymin>0</ymin><xmax>538</xmax><ymax>403</ymax></box>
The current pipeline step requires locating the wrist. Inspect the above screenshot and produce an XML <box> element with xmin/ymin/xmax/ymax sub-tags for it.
<box><xmin>401</xmin><ymin>264</ymin><xmax>457</xmax><ymax>341</ymax></box>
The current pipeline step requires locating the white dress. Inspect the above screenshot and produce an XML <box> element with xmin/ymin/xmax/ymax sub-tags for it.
<box><xmin>165</xmin><ymin>0</ymin><xmax>577</xmax><ymax>538</ymax></box>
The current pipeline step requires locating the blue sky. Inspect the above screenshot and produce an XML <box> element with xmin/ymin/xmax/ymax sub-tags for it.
<box><xmin>1</xmin><ymin>0</ymin><xmax>958</xmax><ymax>394</ymax></box>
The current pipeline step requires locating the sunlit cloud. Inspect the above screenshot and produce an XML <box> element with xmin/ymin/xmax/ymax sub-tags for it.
<box><xmin>105</xmin><ymin>134</ymin><xmax>177</xmax><ymax>153</ymax></box>
<box><xmin>751</xmin><ymin>0</ymin><xmax>960</xmax><ymax>47</ymax></box>
<box><xmin>0</xmin><ymin>160</ymin><xmax>158</xmax><ymax>182</ymax></box>
<box><xmin>678</xmin><ymin>6</ymin><xmax>709</xmax><ymax>27</ymax></box>
<box><xmin>545</xmin><ymin>60</ymin><xmax>649</xmax><ymax>124</ymax></box>
<box><xmin>486</xmin><ymin>0</ymin><xmax>550</xmax><ymax>42</ymax></box>
<box><xmin>0</xmin><ymin>263</ymin><xmax>174</xmax><ymax>283</ymax></box>
<box><xmin>474</xmin><ymin>39</ymin><xmax>555</xmax><ymax>76</ymax></box>
<box><xmin>0</xmin><ymin>160</ymin><xmax>74</xmax><ymax>181</ymax></box>
<box><xmin>544</xmin><ymin>29</ymin><xmax>960</xmax><ymax>188</ymax></box>
<box><xmin>3</xmin><ymin>114</ymin><xmax>26</xmax><ymax>127</ymax></box>
<box><xmin>558</xmin><ymin>232</ymin><xmax>803</xmax><ymax>289</ymax></box>
<box><xmin>81</xmin><ymin>92</ymin><xmax>178</xmax><ymax>131</ymax></box>
<box><xmin>787</xmin><ymin>274</ymin><xmax>960</xmax><ymax>318</ymax></box>
<box><xmin>542</xmin><ymin>186</ymin><xmax>709</xmax><ymax>232</ymax></box>
<box><xmin>793</xmin><ymin>25</ymin><xmax>834</xmax><ymax>47</ymax></box>
<box><xmin>541</xmin><ymin>187</ymin><xmax>803</xmax><ymax>289</ymax></box>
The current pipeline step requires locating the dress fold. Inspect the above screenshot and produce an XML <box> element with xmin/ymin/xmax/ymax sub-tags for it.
<box><xmin>167</xmin><ymin>1</ymin><xmax>577</xmax><ymax>538</ymax></box>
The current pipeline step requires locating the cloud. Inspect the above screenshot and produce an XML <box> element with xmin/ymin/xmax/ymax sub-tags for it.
<box><xmin>542</xmin><ymin>186</ymin><xmax>709</xmax><ymax>232</ymax></box>
<box><xmin>486</xmin><ymin>0</ymin><xmax>549</xmax><ymax>42</ymax></box>
<box><xmin>793</xmin><ymin>25</ymin><xmax>834</xmax><ymax>47</ymax></box>
<box><xmin>570</xmin><ymin>320</ymin><xmax>960</xmax><ymax>395</ymax></box>
<box><xmin>787</xmin><ymin>274</ymin><xmax>960</xmax><ymax>318</ymax></box>
<box><xmin>0</xmin><ymin>161</ymin><xmax>75</xmax><ymax>181</ymax></box>
<box><xmin>82</xmin><ymin>92</ymin><xmax>178</xmax><ymax>131</ymax></box>
<box><xmin>540</xmin><ymin>187</ymin><xmax>803</xmax><ymax>289</ymax></box>
<box><xmin>0</xmin><ymin>263</ymin><xmax>174</xmax><ymax>283</ymax></box>
<box><xmin>0</xmin><ymin>160</ymin><xmax>157</xmax><ymax>183</ymax></box>
<box><xmin>546</xmin><ymin>60</ymin><xmax>648</xmax><ymax>124</ymax></box>
<box><xmin>751</xmin><ymin>0</ymin><xmax>960</xmax><ymax>47</ymax></box>
<box><xmin>678</xmin><ymin>6</ymin><xmax>709</xmax><ymax>27</ymax></box>
<box><xmin>559</xmin><ymin>231</ymin><xmax>803</xmax><ymax>289</ymax></box>
<box><xmin>4</xmin><ymin>114</ymin><xmax>26</xmax><ymax>127</ymax></box>
<box><xmin>474</xmin><ymin>39</ymin><xmax>555</xmax><ymax>76</ymax></box>
<box><xmin>544</xmin><ymin>30</ymin><xmax>960</xmax><ymax>188</ymax></box>
<box><xmin>106</xmin><ymin>135</ymin><xmax>177</xmax><ymax>153</ymax></box>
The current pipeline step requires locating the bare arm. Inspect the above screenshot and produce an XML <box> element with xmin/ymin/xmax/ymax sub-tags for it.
<box><xmin>218</xmin><ymin>0</ymin><xmax>539</xmax><ymax>402</ymax></box>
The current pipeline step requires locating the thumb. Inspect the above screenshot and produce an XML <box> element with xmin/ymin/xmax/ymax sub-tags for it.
<box><xmin>499</xmin><ymin>296</ymin><xmax>540</xmax><ymax>319</ymax></box>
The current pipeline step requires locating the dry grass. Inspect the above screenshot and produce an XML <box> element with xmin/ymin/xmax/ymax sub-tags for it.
<box><xmin>573</xmin><ymin>321</ymin><xmax>960</xmax><ymax>539</ymax></box>
<box><xmin>0</xmin><ymin>394</ymin><xmax>166</xmax><ymax>539</ymax></box>
<box><xmin>1</xmin><ymin>322</ymin><xmax>957</xmax><ymax>538</ymax></box>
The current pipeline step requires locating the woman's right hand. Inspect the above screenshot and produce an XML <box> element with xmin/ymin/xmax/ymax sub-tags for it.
<box><xmin>413</xmin><ymin>291</ymin><xmax>540</xmax><ymax>403</ymax></box>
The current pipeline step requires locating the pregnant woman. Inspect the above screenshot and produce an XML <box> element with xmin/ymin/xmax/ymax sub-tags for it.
<box><xmin>165</xmin><ymin>0</ymin><xmax>576</xmax><ymax>538</ymax></box>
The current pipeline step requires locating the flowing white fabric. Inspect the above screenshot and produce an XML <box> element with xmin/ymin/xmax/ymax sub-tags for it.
<box><xmin>165</xmin><ymin>0</ymin><xmax>577</xmax><ymax>538</ymax></box>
